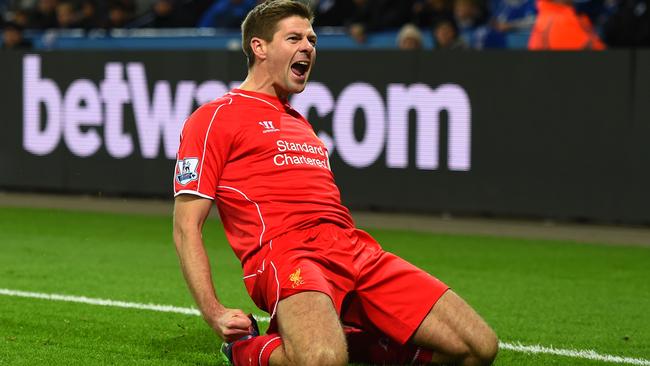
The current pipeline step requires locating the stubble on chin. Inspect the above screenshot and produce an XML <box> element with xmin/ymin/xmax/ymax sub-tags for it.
<box><xmin>284</xmin><ymin>77</ymin><xmax>307</xmax><ymax>95</ymax></box>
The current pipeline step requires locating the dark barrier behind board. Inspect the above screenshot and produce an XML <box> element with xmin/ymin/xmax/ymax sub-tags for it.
<box><xmin>1</xmin><ymin>50</ymin><xmax>648</xmax><ymax>223</ymax></box>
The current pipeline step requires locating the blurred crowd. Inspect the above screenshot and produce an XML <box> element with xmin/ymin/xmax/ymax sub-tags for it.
<box><xmin>1</xmin><ymin>0</ymin><xmax>649</xmax><ymax>50</ymax></box>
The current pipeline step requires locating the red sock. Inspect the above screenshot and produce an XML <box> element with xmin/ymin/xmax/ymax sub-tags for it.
<box><xmin>345</xmin><ymin>326</ymin><xmax>433</xmax><ymax>365</ymax></box>
<box><xmin>231</xmin><ymin>333</ymin><xmax>282</xmax><ymax>366</ymax></box>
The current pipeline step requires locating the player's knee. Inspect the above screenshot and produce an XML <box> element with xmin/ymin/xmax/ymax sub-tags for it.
<box><xmin>469</xmin><ymin>328</ymin><xmax>498</xmax><ymax>365</ymax></box>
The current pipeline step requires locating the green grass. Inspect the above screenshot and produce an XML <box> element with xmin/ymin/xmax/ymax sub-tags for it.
<box><xmin>0</xmin><ymin>206</ymin><xmax>649</xmax><ymax>365</ymax></box>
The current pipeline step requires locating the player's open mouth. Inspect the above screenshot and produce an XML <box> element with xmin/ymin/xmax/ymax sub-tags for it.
<box><xmin>291</xmin><ymin>61</ymin><xmax>310</xmax><ymax>78</ymax></box>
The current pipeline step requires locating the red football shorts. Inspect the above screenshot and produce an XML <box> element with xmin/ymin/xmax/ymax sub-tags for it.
<box><xmin>243</xmin><ymin>223</ymin><xmax>449</xmax><ymax>344</ymax></box>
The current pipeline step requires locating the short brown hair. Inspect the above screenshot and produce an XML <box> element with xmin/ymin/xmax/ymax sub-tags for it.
<box><xmin>241</xmin><ymin>0</ymin><xmax>314</xmax><ymax>68</ymax></box>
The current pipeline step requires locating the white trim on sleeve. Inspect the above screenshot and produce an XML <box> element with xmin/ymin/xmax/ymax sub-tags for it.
<box><xmin>173</xmin><ymin>190</ymin><xmax>215</xmax><ymax>200</ymax></box>
<box><xmin>227</xmin><ymin>91</ymin><xmax>280</xmax><ymax>111</ymax></box>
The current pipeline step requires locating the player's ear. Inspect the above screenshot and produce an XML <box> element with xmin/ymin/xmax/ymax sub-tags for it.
<box><xmin>250</xmin><ymin>37</ymin><xmax>267</xmax><ymax>62</ymax></box>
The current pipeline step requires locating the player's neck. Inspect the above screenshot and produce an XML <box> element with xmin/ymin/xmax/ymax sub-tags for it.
<box><xmin>238</xmin><ymin>72</ymin><xmax>289</xmax><ymax>103</ymax></box>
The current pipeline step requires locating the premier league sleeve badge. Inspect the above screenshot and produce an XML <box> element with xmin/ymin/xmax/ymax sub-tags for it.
<box><xmin>175</xmin><ymin>158</ymin><xmax>199</xmax><ymax>185</ymax></box>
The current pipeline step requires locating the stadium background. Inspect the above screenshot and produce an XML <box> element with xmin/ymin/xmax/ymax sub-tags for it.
<box><xmin>2</xmin><ymin>50</ymin><xmax>650</xmax><ymax>224</ymax></box>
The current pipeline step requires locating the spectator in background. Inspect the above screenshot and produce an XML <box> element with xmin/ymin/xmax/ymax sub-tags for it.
<box><xmin>348</xmin><ymin>21</ymin><xmax>366</xmax><ymax>42</ymax></box>
<box><xmin>433</xmin><ymin>17</ymin><xmax>468</xmax><ymax>48</ymax></box>
<box><xmin>412</xmin><ymin>0</ymin><xmax>454</xmax><ymax>27</ymax></box>
<box><xmin>2</xmin><ymin>21</ymin><xmax>33</xmax><ymax>48</ymax></box>
<box><xmin>603</xmin><ymin>0</ymin><xmax>650</xmax><ymax>46</ymax></box>
<box><xmin>345</xmin><ymin>0</ymin><xmax>370</xmax><ymax>43</ymax></box>
<box><xmin>106</xmin><ymin>2</ymin><xmax>133</xmax><ymax>28</ymax></box>
<box><xmin>528</xmin><ymin>0</ymin><xmax>606</xmax><ymax>49</ymax></box>
<box><xmin>483</xmin><ymin>0</ymin><xmax>536</xmax><ymax>47</ymax></box>
<box><xmin>490</xmin><ymin>0</ymin><xmax>536</xmax><ymax>33</ymax></box>
<box><xmin>453</xmin><ymin>0</ymin><xmax>489</xmax><ymax>47</ymax></box>
<box><xmin>77</xmin><ymin>0</ymin><xmax>106</xmax><ymax>29</ymax></box>
<box><xmin>28</xmin><ymin>0</ymin><xmax>58</xmax><ymax>28</ymax></box>
<box><xmin>197</xmin><ymin>0</ymin><xmax>255</xmax><ymax>28</ymax></box>
<box><xmin>56</xmin><ymin>1</ymin><xmax>81</xmax><ymax>28</ymax></box>
<box><xmin>12</xmin><ymin>8</ymin><xmax>31</xmax><ymax>27</ymax></box>
<box><xmin>396</xmin><ymin>22</ymin><xmax>423</xmax><ymax>49</ymax></box>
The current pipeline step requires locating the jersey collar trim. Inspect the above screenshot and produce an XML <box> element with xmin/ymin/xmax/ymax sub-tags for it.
<box><xmin>228</xmin><ymin>89</ymin><xmax>289</xmax><ymax>111</ymax></box>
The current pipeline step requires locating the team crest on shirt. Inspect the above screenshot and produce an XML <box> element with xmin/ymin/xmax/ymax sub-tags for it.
<box><xmin>289</xmin><ymin>268</ymin><xmax>305</xmax><ymax>288</ymax></box>
<box><xmin>175</xmin><ymin>158</ymin><xmax>199</xmax><ymax>185</ymax></box>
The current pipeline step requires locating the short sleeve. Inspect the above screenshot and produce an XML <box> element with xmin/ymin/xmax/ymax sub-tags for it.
<box><xmin>173</xmin><ymin>101</ymin><xmax>233</xmax><ymax>199</ymax></box>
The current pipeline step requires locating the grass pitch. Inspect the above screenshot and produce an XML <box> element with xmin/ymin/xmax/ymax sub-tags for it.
<box><xmin>0</xmin><ymin>206</ymin><xmax>649</xmax><ymax>365</ymax></box>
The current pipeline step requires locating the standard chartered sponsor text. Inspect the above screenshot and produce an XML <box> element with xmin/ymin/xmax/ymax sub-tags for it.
<box><xmin>22</xmin><ymin>54</ymin><xmax>471</xmax><ymax>171</ymax></box>
<box><xmin>274</xmin><ymin>139</ymin><xmax>330</xmax><ymax>169</ymax></box>
<box><xmin>274</xmin><ymin>153</ymin><xmax>330</xmax><ymax>169</ymax></box>
<box><xmin>276</xmin><ymin>140</ymin><xmax>325</xmax><ymax>156</ymax></box>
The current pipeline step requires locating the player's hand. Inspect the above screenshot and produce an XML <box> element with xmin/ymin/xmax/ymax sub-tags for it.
<box><xmin>212</xmin><ymin>308</ymin><xmax>254</xmax><ymax>342</ymax></box>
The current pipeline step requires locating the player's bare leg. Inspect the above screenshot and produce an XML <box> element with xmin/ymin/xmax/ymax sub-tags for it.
<box><xmin>412</xmin><ymin>290</ymin><xmax>498</xmax><ymax>366</ymax></box>
<box><xmin>268</xmin><ymin>291</ymin><xmax>348</xmax><ymax>366</ymax></box>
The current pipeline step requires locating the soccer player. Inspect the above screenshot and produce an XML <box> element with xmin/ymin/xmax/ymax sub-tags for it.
<box><xmin>172</xmin><ymin>1</ymin><xmax>498</xmax><ymax>365</ymax></box>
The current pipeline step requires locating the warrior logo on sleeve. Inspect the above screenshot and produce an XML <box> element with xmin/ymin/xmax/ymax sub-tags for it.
<box><xmin>175</xmin><ymin>158</ymin><xmax>199</xmax><ymax>185</ymax></box>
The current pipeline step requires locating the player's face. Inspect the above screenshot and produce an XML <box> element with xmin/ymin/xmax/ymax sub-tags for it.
<box><xmin>266</xmin><ymin>16</ymin><xmax>317</xmax><ymax>96</ymax></box>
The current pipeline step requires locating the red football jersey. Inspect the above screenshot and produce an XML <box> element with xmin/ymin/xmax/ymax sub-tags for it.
<box><xmin>174</xmin><ymin>89</ymin><xmax>355</xmax><ymax>265</ymax></box>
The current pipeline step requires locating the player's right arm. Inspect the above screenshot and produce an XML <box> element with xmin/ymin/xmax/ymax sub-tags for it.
<box><xmin>173</xmin><ymin>194</ymin><xmax>253</xmax><ymax>342</ymax></box>
<box><xmin>172</xmin><ymin>100</ymin><xmax>252</xmax><ymax>341</ymax></box>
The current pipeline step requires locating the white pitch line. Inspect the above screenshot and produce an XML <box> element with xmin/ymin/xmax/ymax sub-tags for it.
<box><xmin>1</xmin><ymin>288</ymin><xmax>648</xmax><ymax>365</ymax></box>
<box><xmin>0</xmin><ymin>288</ymin><xmax>269</xmax><ymax>320</ymax></box>
<box><xmin>499</xmin><ymin>342</ymin><xmax>650</xmax><ymax>366</ymax></box>
<box><xmin>0</xmin><ymin>288</ymin><xmax>201</xmax><ymax>316</ymax></box>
